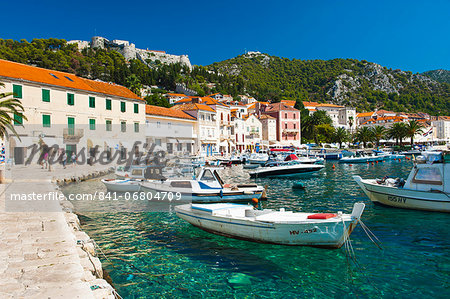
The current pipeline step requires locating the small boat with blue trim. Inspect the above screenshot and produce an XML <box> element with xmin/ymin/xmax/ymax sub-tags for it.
<box><xmin>174</xmin><ymin>202</ymin><xmax>366</xmax><ymax>248</ymax></box>
<box><xmin>101</xmin><ymin>178</ymin><xmax>142</xmax><ymax>192</ymax></box>
<box><xmin>140</xmin><ymin>167</ymin><xmax>264</xmax><ymax>203</ymax></box>
<box><xmin>354</xmin><ymin>151</ymin><xmax>450</xmax><ymax>212</ymax></box>
<box><xmin>249</xmin><ymin>161</ymin><xmax>324</xmax><ymax>178</ymax></box>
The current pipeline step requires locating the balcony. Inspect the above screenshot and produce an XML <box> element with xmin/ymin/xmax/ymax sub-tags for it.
<box><xmin>63</xmin><ymin>128</ymin><xmax>84</xmax><ymax>143</ymax></box>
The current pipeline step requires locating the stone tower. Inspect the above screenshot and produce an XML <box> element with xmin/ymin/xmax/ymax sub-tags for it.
<box><xmin>91</xmin><ymin>36</ymin><xmax>105</xmax><ymax>49</ymax></box>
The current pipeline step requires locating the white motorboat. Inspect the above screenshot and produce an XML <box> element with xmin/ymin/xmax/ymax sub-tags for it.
<box><xmin>175</xmin><ymin>202</ymin><xmax>366</xmax><ymax>248</ymax></box>
<box><xmin>248</xmin><ymin>152</ymin><xmax>269</xmax><ymax>165</ymax></box>
<box><xmin>354</xmin><ymin>151</ymin><xmax>450</xmax><ymax>212</ymax></box>
<box><xmin>249</xmin><ymin>161</ymin><xmax>324</xmax><ymax>178</ymax></box>
<box><xmin>140</xmin><ymin>167</ymin><xmax>264</xmax><ymax>203</ymax></box>
<box><xmin>339</xmin><ymin>152</ymin><xmax>386</xmax><ymax>163</ymax></box>
<box><xmin>243</xmin><ymin>163</ymin><xmax>260</xmax><ymax>169</ymax></box>
<box><xmin>115</xmin><ymin>164</ymin><xmax>165</xmax><ymax>180</ymax></box>
<box><xmin>373</xmin><ymin>150</ymin><xmax>405</xmax><ymax>160</ymax></box>
<box><xmin>101</xmin><ymin>178</ymin><xmax>141</xmax><ymax>192</ymax></box>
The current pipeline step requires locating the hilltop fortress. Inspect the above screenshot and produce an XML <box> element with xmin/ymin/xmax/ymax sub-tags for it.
<box><xmin>68</xmin><ymin>36</ymin><xmax>192</xmax><ymax>69</ymax></box>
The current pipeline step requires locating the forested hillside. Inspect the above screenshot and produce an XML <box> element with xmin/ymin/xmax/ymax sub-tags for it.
<box><xmin>0</xmin><ymin>39</ymin><xmax>448</xmax><ymax>115</ymax></box>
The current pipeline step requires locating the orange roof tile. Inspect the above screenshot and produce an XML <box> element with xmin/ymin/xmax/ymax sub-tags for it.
<box><xmin>146</xmin><ymin>105</ymin><xmax>195</xmax><ymax>120</ymax></box>
<box><xmin>302</xmin><ymin>101</ymin><xmax>320</xmax><ymax>107</ymax></box>
<box><xmin>281</xmin><ymin>100</ymin><xmax>296</xmax><ymax>107</ymax></box>
<box><xmin>167</xmin><ymin>93</ymin><xmax>188</xmax><ymax>97</ymax></box>
<box><xmin>316</xmin><ymin>103</ymin><xmax>344</xmax><ymax>108</ymax></box>
<box><xmin>174</xmin><ymin>98</ymin><xmax>193</xmax><ymax>104</ymax></box>
<box><xmin>259</xmin><ymin>114</ymin><xmax>275</xmax><ymax>119</ymax></box>
<box><xmin>171</xmin><ymin>103</ymin><xmax>215</xmax><ymax>112</ymax></box>
<box><xmin>265</xmin><ymin>102</ymin><xmax>299</xmax><ymax>112</ymax></box>
<box><xmin>357</xmin><ymin>112</ymin><xmax>374</xmax><ymax>117</ymax></box>
<box><xmin>0</xmin><ymin>59</ymin><xmax>142</xmax><ymax>101</ymax></box>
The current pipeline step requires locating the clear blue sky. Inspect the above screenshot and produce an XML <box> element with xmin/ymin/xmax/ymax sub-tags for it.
<box><xmin>1</xmin><ymin>0</ymin><xmax>449</xmax><ymax>73</ymax></box>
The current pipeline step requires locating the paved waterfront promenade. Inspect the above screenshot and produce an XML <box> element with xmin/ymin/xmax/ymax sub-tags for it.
<box><xmin>0</xmin><ymin>163</ymin><xmax>115</xmax><ymax>298</ymax></box>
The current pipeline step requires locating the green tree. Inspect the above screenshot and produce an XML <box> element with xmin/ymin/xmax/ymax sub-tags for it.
<box><xmin>0</xmin><ymin>82</ymin><xmax>27</xmax><ymax>139</ymax></box>
<box><xmin>333</xmin><ymin>127</ymin><xmax>349</xmax><ymax>149</ymax></box>
<box><xmin>315</xmin><ymin>124</ymin><xmax>335</xmax><ymax>144</ymax></box>
<box><xmin>388</xmin><ymin>122</ymin><xmax>408</xmax><ymax>146</ymax></box>
<box><xmin>370</xmin><ymin>125</ymin><xmax>387</xmax><ymax>148</ymax></box>
<box><xmin>125</xmin><ymin>74</ymin><xmax>142</xmax><ymax>96</ymax></box>
<box><xmin>355</xmin><ymin>126</ymin><xmax>373</xmax><ymax>148</ymax></box>
<box><xmin>404</xmin><ymin>120</ymin><xmax>424</xmax><ymax>146</ymax></box>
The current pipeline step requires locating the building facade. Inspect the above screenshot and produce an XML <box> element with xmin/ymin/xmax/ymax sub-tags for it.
<box><xmin>0</xmin><ymin>59</ymin><xmax>145</xmax><ymax>164</ymax></box>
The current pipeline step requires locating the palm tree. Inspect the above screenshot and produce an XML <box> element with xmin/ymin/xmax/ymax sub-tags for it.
<box><xmin>348</xmin><ymin>116</ymin><xmax>354</xmax><ymax>133</ymax></box>
<box><xmin>355</xmin><ymin>126</ymin><xmax>373</xmax><ymax>148</ymax></box>
<box><xmin>388</xmin><ymin>122</ymin><xmax>407</xmax><ymax>146</ymax></box>
<box><xmin>0</xmin><ymin>82</ymin><xmax>27</xmax><ymax>139</ymax></box>
<box><xmin>333</xmin><ymin>127</ymin><xmax>349</xmax><ymax>149</ymax></box>
<box><xmin>370</xmin><ymin>125</ymin><xmax>387</xmax><ymax>149</ymax></box>
<box><xmin>405</xmin><ymin>120</ymin><xmax>424</xmax><ymax>146</ymax></box>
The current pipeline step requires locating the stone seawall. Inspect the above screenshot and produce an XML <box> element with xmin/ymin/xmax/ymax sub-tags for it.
<box><xmin>0</xmin><ymin>164</ymin><xmax>119</xmax><ymax>298</ymax></box>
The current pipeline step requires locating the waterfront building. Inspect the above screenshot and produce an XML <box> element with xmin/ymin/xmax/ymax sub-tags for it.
<box><xmin>360</xmin><ymin>115</ymin><xmax>408</xmax><ymax>128</ymax></box>
<box><xmin>261</xmin><ymin>103</ymin><xmax>301</xmax><ymax>146</ymax></box>
<box><xmin>171</xmin><ymin>102</ymin><xmax>217</xmax><ymax>156</ymax></box>
<box><xmin>231</xmin><ymin>110</ymin><xmax>246</xmax><ymax>152</ymax></box>
<box><xmin>356</xmin><ymin>112</ymin><xmax>375</xmax><ymax>126</ymax></box>
<box><xmin>433</xmin><ymin>119</ymin><xmax>450</xmax><ymax>143</ymax></box>
<box><xmin>145</xmin><ymin>105</ymin><xmax>196</xmax><ymax>155</ymax></box>
<box><xmin>244</xmin><ymin>114</ymin><xmax>262</xmax><ymax>151</ymax></box>
<box><xmin>280</xmin><ymin>100</ymin><xmax>296</xmax><ymax>108</ymax></box>
<box><xmin>0</xmin><ymin>59</ymin><xmax>145</xmax><ymax>164</ymax></box>
<box><xmin>259</xmin><ymin>114</ymin><xmax>277</xmax><ymax>146</ymax></box>
<box><xmin>203</xmin><ymin>98</ymin><xmax>232</xmax><ymax>154</ymax></box>
<box><xmin>315</xmin><ymin>103</ymin><xmax>356</xmax><ymax>130</ymax></box>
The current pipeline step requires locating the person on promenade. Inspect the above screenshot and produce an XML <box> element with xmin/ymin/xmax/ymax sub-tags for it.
<box><xmin>62</xmin><ymin>150</ymin><xmax>67</xmax><ymax>169</ymax></box>
<box><xmin>42</xmin><ymin>151</ymin><xmax>49</xmax><ymax>169</ymax></box>
<box><xmin>71</xmin><ymin>152</ymin><xmax>77</xmax><ymax>166</ymax></box>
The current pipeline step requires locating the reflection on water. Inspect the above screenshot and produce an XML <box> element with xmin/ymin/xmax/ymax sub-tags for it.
<box><xmin>63</xmin><ymin>160</ymin><xmax>450</xmax><ymax>298</ymax></box>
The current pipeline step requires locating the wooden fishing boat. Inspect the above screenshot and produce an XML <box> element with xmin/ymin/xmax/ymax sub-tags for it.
<box><xmin>175</xmin><ymin>202</ymin><xmax>366</xmax><ymax>248</ymax></box>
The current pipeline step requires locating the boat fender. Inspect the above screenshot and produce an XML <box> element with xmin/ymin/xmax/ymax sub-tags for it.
<box><xmin>220</xmin><ymin>190</ymin><xmax>223</xmax><ymax>198</ymax></box>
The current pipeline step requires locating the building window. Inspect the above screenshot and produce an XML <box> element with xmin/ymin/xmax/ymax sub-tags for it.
<box><xmin>106</xmin><ymin>99</ymin><xmax>112</xmax><ymax>110</ymax></box>
<box><xmin>13</xmin><ymin>85</ymin><xmax>22</xmax><ymax>99</ymax></box>
<box><xmin>121</xmin><ymin>121</ymin><xmax>126</xmax><ymax>132</ymax></box>
<box><xmin>293</xmin><ymin>113</ymin><xmax>296</xmax><ymax>119</ymax></box>
<box><xmin>89</xmin><ymin>96</ymin><xmax>95</xmax><ymax>108</ymax></box>
<box><xmin>67</xmin><ymin>93</ymin><xmax>75</xmax><ymax>105</ymax></box>
<box><xmin>106</xmin><ymin>120</ymin><xmax>112</xmax><ymax>131</ymax></box>
<box><xmin>134</xmin><ymin>122</ymin><xmax>139</xmax><ymax>133</ymax></box>
<box><xmin>42</xmin><ymin>89</ymin><xmax>50</xmax><ymax>102</ymax></box>
<box><xmin>293</xmin><ymin>123</ymin><xmax>296</xmax><ymax>129</ymax></box>
<box><xmin>89</xmin><ymin>119</ymin><xmax>96</xmax><ymax>130</ymax></box>
<box><xmin>157</xmin><ymin>122</ymin><xmax>161</xmax><ymax>128</ymax></box>
<box><xmin>120</xmin><ymin>101</ymin><xmax>126</xmax><ymax>112</ymax></box>
<box><xmin>285</xmin><ymin>123</ymin><xmax>288</xmax><ymax>129</ymax></box>
<box><xmin>14</xmin><ymin>113</ymin><xmax>23</xmax><ymax>125</ymax></box>
<box><xmin>67</xmin><ymin>117</ymin><xmax>75</xmax><ymax>135</ymax></box>
<box><xmin>285</xmin><ymin>113</ymin><xmax>288</xmax><ymax>119</ymax></box>
<box><xmin>168</xmin><ymin>122</ymin><xmax>172</xmax><ymax>129</ymax></box>
<box><xmin>134</xmin><ymin>103</ymin><xmax>139</xmax><ymax>114</ymax></box>
<box><xmin>42</xmin><ymin>114</ymin><xmax>51</xmax><ymax>127</ymax></box>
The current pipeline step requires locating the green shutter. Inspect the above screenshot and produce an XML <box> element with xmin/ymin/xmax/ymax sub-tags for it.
<box><xmin>13</xmin><ymin>85</ymin><xmax>22</xmax><ymax>99</ymax></box>
<box><xmin>68</xmin><ymin>117</ymin><xmax>75</xmax><ymax>135</ymax></box>
<box><xmin>134</xmin><ymin>122</ymin><xmax>139</xmax><ymax>133</ymax></box>
<box><xmin>13</xmin><ymin>113</ymin><xmax>23</xmax><ymax>125</ymax></box>
<box><xmin>89</xmin><ymin>96</ymin><xmax>95</xmax><ymax>108</ymax></box>
<box><xmin>42</xmin><ymin>115</ymin><xmax>51</xmax><ymax>127</ymax></box>
<box><xmin>120</xmin><ymin>101</ymin><xmax>126</xmax><ymax>112</ymax></box>
<box><xmin>134</xmin><ymin>103</ymin><xmax>139</xmax><ymax>114</ymax></box>
<box><xmin>121</xmin><ymin>121</ymin><xmax>126</xmax><ymax>132</ymax></box>
<box><xmin>106</xmin><ymin>120</ymin><xmax>112</xmax><ymax>131</ymax></box>
<box><xmin>89</xmin><ymin>119</ymin><xmax>96</xmax><ymax>130</ymax></box>
<box><xmin>106</xmin><ymin>99</ymin><xmax>112</xmax><ymax>110</ymax></box>
<box><xmin>67</xmin><ymin>93</ymin><xmax>74</xmax><ymax>105</ymax></box>
<box><xmin>42</xmin><ymin>89</ymin><xmax>50</xmax><ymax>102</ymax></box>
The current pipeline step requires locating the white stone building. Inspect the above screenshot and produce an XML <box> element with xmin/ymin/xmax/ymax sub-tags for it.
<box><xmin>0</xmin><ymin>59</ymin><xmax>146</xmax><ymax>164</ymax></box>
<box><xmin>145</xmin><ymin>105</ymin><xmax>196</xmax><ymax>155</ymax></box>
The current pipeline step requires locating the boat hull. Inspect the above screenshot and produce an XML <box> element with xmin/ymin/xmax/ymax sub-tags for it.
<box><xmin>175</xmin><ymin>208</ymin><xmax>357</xmax><ymax>248</ymax></box>
<box><xmin>250</xmin><ymin>165</ymin><xmax>324</xmax><ymax>177</ymax></box>
<box><xmin>353</xmin><ymin>176</ymin><xmax>450</xmax><ymax>212</ymax></box>
<box><xmin>102</xmin><ymin>179</ymin><xmax>141</xmax><ymax>192</ymax></box>
<box><xmin>140</xmin><ymin>183</ymin><xmax>263</xmax><ymax>203</ymax></box>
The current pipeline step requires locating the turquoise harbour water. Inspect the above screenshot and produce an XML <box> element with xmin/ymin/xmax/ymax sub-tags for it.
<box><xmin>62</xmin><ymin>160</ymin><xmax>450</xmax><ymax>298</ymax></box>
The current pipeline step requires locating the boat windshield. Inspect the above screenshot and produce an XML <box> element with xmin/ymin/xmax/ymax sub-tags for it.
<box><xmin>200</xmin><ymin>169</ymin><xmax>217</xmax><ymax>182</ymax></box>
<box><xmin>412</xmin><ymin>167</ymin><xmax>442</xmax><ymax>185</ymax></box>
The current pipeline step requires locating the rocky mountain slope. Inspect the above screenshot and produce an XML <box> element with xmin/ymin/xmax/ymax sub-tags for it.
<box><xmin>208</xmin><ymin>53</ymin><xmax>449</xmax><ymax>114</ymax></box>
<box><xmin>423</xmin><ymin>69</ymin><xmax>450</xmax><ymax>83</ymax></box>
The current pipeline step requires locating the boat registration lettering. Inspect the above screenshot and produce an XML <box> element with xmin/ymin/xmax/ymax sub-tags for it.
<box><xmin>387</xmin><ymin>195</ymin><xmax>407</xmax><ymax>203</ymax></box>
<box><xmin>290</xmin><ymin>228</ymin><xmax>317</xmax><ymax>235</ymax></box>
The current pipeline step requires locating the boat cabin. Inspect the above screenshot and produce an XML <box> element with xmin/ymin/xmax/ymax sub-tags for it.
<box><xmin>404</xmin><ymin>152</ymin><xmax>449</xmax><ymax>193</ymax></box>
